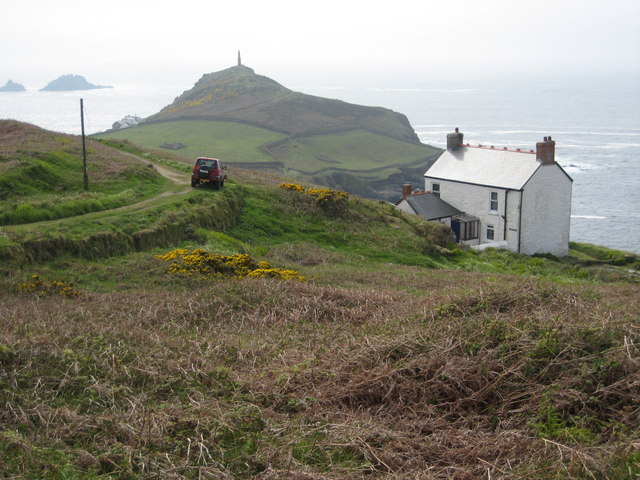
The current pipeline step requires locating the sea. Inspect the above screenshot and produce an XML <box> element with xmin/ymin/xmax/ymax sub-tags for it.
<box><xmin>1</xmin><ymin>74</ymin><xmax>639</xmax><ymax>254</ymax></box>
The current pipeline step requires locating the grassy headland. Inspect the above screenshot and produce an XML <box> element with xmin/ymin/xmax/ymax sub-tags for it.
<box><xmin>94</xmin><ymin>65</ymin><xmax>441</xmax><ymax>201</ymax></box>
<box><xmin>0</xmin><ymin>121</ymin><xmax>639</xmax><ymax>479</ymax></box>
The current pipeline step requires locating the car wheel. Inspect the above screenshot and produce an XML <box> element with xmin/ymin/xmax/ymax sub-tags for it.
<box><xmin>191</xmin><ymin>179</ymin><xmax>198</xmax><ymax>187</ymax></box>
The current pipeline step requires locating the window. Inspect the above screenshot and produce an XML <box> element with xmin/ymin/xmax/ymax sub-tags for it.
<box><xmin>432</xmin><ymin>183</ymin><xmax>440</xmax><ymax>198</ymax></box>
<box><xmin>452</xmin><ymin>214</ymin><xmax>479</xmax><ymax>241</ymax></box>
<box><xmin>464</xmin><ymin>220</ymin><xmax>479</xmax><ymax>240</ymax></box>
<box><xmin>490</xmin><ymin>191</ymin><xmax>499</xmax><ymax>212</ymax></box>
<box><xmin>487</xmin><ymin>224</ymin><xmax>495</xmax><ymax>241</ymax></box>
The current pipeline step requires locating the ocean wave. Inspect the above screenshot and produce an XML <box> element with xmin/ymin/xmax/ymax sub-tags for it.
<box><xmin>368</xmin><ymin>88</ymin><xmax>479</xmax><ymax>93</ymax></box>
<box><xmin>415</xmin><ymin>127</ymin><xmax>640</xmax><ymax>137</ymax></box>
<box><xmin>571</xmin><ymin>215</ymin><xmax>607</xmax><ymax>219</ymax></box>
<box><xmin>563</xmin><ymin>166</ymin><xmax>591</xmax><ymax>173</ymax></box>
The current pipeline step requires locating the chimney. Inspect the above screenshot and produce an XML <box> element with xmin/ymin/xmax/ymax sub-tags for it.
<box><xmin>402</xmin><ymin>183</ymin><xmax>412</xmax><ymax>200</ymax></box>
<box><xmin>536</xmin><ymin>136</ymin><xmax>556</xmax><ymax>165</ymax></box>
<box><xmin>446</xmin><ymin>128</ymin><xmax>464</xmax><ymax>150</ymax></box>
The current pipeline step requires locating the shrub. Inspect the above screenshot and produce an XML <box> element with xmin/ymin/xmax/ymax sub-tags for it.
<box><xmin>278</xmin><ymin>183</ymin><xmax>349</xmax><ymax>212</ymax></box>
<box><xmin>247</xmin><ymin>268</ymin><xmax>306</xmax><ymax>281</ymax></box>
<box><xmin>15</xmin><ymin>275</ymin><xmax>80</xmax><ymax>297</ymax></box>
<box><xmin>278</xmin><ymin>183</ymin><xmax>305</xmax><ymax>192</ymax></box>
<box><xmin>156</xmin><ymin>248</ymin><xmax>305</xmax><ymax>281</ymax></box>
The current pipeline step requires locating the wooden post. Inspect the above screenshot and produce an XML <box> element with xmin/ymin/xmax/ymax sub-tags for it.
<box><xmin>80</xmin><ymin>98</ymin><xmax>88</xmax><ymax>190</ymax></box>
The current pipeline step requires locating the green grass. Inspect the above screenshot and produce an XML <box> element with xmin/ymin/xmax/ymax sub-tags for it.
<box><xmin>0</xmin><ymin>147</ymin><xmax>170</xmax><ymax>225</ymax></box>
<box><xmin>227</xmin><ymin>184</ymin><xmax>446</xmax><ymax>268</ymax></box>
<box><xmin>95</xmin><ymin>120</ymin><xmax>441</xmax><ymax>198</ymax></box>
<box><xmin>96</xmin><ymin>120</ymin><xmax>283</xmax><ymax>165</ymax></box>
<box><xmin>97</xmin><ymin>138</ymin><xmax>193</xmax><ymax>173</ymax></box>
<box><xmin>1</xmin><ymin>184</ymin><xmax>244</xmax><ymax>263</ymax></box>
<box><xmin>271</xmin><ymin>129</ymin><xmax>438</xmax><ymax>176</ymax></box>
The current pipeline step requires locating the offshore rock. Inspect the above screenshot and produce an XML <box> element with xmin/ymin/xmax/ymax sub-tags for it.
<box><xmin>0</xmin><ymin>80</ymin><xmax>26</xmax><ymax>92</ymax></box>
<box><xmin>40</xmin><ymin>74</ymin><xmax>112</xmax><ymax>91</ymax></box>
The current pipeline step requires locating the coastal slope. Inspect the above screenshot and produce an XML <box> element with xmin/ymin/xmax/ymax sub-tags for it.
<box><xmin>97</xmin><ymin>65</ymin><xmax>440</xmax><ymax>200</ymax></box>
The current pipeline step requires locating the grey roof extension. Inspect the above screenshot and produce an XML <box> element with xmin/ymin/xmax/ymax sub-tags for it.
<box><xmin>406</xmin><ymin>193</ymin><xmax>462</xmax><ymax>220</ymax></box>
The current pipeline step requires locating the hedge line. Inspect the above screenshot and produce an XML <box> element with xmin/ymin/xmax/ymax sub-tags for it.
<box><xmin>1</xmin><ymin>189</ymin><xmax>244</xmax><ymax>264</ymax></box>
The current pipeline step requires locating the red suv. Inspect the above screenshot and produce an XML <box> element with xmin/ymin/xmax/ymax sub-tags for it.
<box><xmin>191</xmin><ymin>157</ymin><xmax>227</xmax><ymax>189</ymax></box>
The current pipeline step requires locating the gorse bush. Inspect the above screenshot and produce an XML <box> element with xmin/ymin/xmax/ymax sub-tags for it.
<box><xmin>279</xmin><ymin>183</ymin><xmax>349</xmax><ymax>212</ymax></box>
<box><xmin>156</xmin><ymin>248</ymin><xmax>305</xmax><ymax>281</ymax></box>
<box><xmin>247</xmin><ymin>268</ymin><xmax>306</xmax><ymax>280</ymax></box>
<box><xmin>278</xmin><ymin>183</ymin><xmax>305</xmax><ymax>192</ymax></box>
<box><xmin>16</xmin><ymin>275</ymin><xmax>80</xmax><ymax>297</ymax></box>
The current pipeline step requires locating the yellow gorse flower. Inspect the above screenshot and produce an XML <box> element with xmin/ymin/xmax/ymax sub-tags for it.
<box><xmin>278</xmin><ymin>184</ymin><xmax>348</xmax><ymax>210</ymax></box>
<box><xmin>156</xmin><ymin>249</ymin><xmax>305</xmax><ymax>281</ymax></box>
<box><xmin>16</xmin><ymin>275</ymin><xmax>80</xmax><ymax>297</ymax></box>
<box><xmin>278</xmin><ymin>183</ymin><xmax>305</xmax><ymax>192</ymax></box>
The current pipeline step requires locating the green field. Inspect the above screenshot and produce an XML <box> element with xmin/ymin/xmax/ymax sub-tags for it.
<box><xmin>96</xmin><ymin>120</ymin><xmax>441</xmax><ymax>199</ymax></box>
<box><xmin>270</xmin><ymin>129</ymin><xmax>438</xmax><ymax>174</ymax></box>
<box><xmin>96</xmin><ymin>120</ymin><xmax>282</xmax><ymax>165</ymax></box>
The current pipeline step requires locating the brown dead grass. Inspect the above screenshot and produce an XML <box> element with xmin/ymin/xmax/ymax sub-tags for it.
<box><xmin>0</xmin><ymin>271</ymin><xmax>638</xmax><ymax>478</ymax></box>
<box><xmin>0</xmin><ymin>119</ymin><xmax>151</xmax><ymax>180</ymax></box>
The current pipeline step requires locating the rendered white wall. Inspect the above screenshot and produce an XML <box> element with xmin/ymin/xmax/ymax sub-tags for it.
<box><xmin>426</xmin><ymin>164</ymin><xmax>572</xmax><ymax>256</ymax></box>
<box><xmin>520</xmin><ymin>165</ymin><xmax>572</xmax><ymax>256</ymax></box>
<box><xmin>425</xmin><ymin>177</ymin><xmax>518</xmax><ymax>245</ymax></box>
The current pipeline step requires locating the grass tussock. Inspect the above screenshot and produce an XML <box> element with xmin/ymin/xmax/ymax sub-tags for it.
<box><xmin>1</xmin><ymin>273</ymin><xmax>638</xmax><ymax>479</ymax></box>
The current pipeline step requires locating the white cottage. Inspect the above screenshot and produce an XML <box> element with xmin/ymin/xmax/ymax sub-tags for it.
<box><xmin>424</xmin><ymin>129</ymin><xmax>573</xmax><ymax>256</ymax></box>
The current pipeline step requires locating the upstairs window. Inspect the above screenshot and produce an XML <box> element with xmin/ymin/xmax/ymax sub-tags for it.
<box><xmin>432</xmin><ymin>183</ymin><xmax>440</xmax><ymax>198</ymax></box>
<box><xmin>490</xmin><ymin>191</ymin><xmax>499</xmax><ymax>212</ymax></box>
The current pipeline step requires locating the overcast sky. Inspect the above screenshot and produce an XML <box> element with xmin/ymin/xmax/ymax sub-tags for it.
<box><xmin>2</xmin><ymin>0</ymin><xmax>639</xmax><ymax>89</ymax></box>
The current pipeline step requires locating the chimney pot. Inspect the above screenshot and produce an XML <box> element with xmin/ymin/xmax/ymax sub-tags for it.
<box><xmin>536</xmin><ymin>136</ymin><xmax>556</xmax><ymax>165</ymax></box>
<box><xmin>446</xmin><ymin>128</ymin><xmax>464</xmax><ymax>150</ymax></box>
<box><xmin>402</xmin><ymin>183</ymin><xmax>412</xmax><ymax>200</ymax></box>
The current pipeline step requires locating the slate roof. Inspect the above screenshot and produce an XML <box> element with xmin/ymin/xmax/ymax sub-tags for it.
<box><xmin>404</xmin><ymin>193</ymin><xmax>462</xmax><ymax>220</ymax></box>
<box><xmin>425</xmin><ymin>145</ymin><xmax>543</xmax><ymax>190</ymax></box>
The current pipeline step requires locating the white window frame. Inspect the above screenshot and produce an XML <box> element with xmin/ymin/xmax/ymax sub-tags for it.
<box><xmin>490</xmin><ymin>191</ymin><xmax>499</xmax><ymax>212</ymax></box>
<box><xmin>431</xmin><ymin>183</ymin><xmax>440</xmax><ymax>198</ymax></box>
<box><xmin>487</xmin><ymin>224</ymin><xmax>495</xmax><ymax>241</ymax></box>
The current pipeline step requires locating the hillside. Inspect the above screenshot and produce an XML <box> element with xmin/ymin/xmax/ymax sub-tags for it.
<box><xmin>0</xmin><ymin>120</ymin><xmax>170</xmax><ymax>226</ymax></box>
<box><xmin>148</xmin><ymin>65</ymin><xmax>419</xmax><ymax>143</ymax></box>
<box><xmin>1</xmin><ymin>124</ymin><xmax>639</xmax><ymax>479</ymax></box>
<box><xmin>96</xmin><ymin>65</ymin><xmax>441</xmax><ymax>200</ymax></box>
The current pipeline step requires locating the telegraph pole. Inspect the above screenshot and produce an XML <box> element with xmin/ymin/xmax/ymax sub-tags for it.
<box><xmin>80</xmin><ymin>98</ymin><xmax>88</xmax><ymax>190</ymax></box>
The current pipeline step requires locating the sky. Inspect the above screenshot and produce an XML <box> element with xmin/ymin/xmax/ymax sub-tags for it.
<box><xmin>2</xmin><ymin>0</ymin><xmax>639</xmax><ymax>89</ymax></box>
